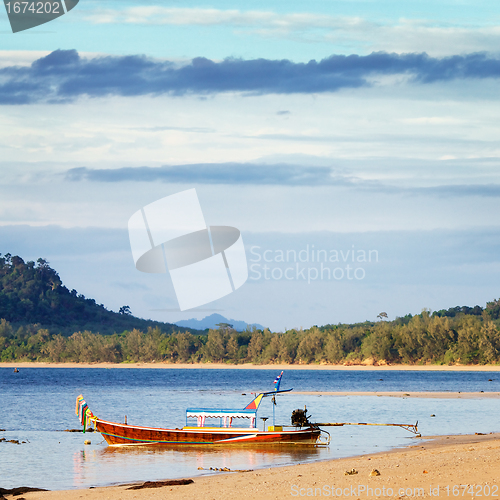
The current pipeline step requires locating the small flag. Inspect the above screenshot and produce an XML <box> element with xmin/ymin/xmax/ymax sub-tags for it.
<box><xmin>273</xmin><ymin>371</ymin><xmax>284</xmax><ymax>391</ymax></box>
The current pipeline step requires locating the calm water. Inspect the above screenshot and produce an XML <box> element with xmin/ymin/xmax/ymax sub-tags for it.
<box><xmin>1</xmin><ymin>368</ymin><xmax>499</xmax><ymax>490</ymax></box>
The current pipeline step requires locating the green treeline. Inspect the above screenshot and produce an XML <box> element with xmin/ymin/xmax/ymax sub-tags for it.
<box><xmin>2</xmin><ymin>308</ymin><xmax>500</xmax><ymax>364</ymax></box>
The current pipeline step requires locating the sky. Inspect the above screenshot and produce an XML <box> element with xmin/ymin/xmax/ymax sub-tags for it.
<box><xmin>1</xmin><ymin>0</ymin><xmax>500</xmax><ymax>331</ymax></box>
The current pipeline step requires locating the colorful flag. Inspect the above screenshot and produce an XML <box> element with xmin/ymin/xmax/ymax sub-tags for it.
<box><xmin>76</xmin><ymin>395</ymin><xmax>95</xmax><ymax>433</ymax></box>
<box><xmin>273</xmin><ymin>371</ymin><xmax>284</xmax><ymax>391</ymax></box>
<box><xmin>244</xmin><ymin>393</ymin><xmax>264</xmax><ymax>410</ymax></box>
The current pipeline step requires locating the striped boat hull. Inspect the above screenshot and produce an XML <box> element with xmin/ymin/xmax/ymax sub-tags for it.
<box><xmin>95</xmin><ymin>419</ymin><xmax>321</xmax><ymax>446</ymax></box>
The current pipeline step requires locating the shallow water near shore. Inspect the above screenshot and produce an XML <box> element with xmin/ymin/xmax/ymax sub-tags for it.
<box><xmin>1</xmin><ymin>368</ymin><xmax>500</xmax><ymax>490</ymax></box>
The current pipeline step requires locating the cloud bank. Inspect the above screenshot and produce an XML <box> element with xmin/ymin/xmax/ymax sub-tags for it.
<box><xmin>2</xmin><ymin>49</ymin><xmax>500</xmax><ymax>104</ymax></box>
<box><xmin>65</xmin><ymin>164</ymin><xmax>350</xmax><ymax>186</ymax></box>
<box><xmin>64</xmin><ymin>164</ymin><xmax>500</xmax><ymax>198</ymax></box>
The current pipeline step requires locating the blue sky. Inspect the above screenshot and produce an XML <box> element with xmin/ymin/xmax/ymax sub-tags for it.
<box><xmin>1</xmin><ymin>1</ymin><xmax>500</xmax><ymax>330</ymax></box>
<box><xmin>3</xmin><ymin>0</ymin><xmax>500</xmax><ymax>60</ymax></box>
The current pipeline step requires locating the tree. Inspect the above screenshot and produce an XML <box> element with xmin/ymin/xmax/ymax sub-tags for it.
<box><xmin>226</xmin><ymin>334</ymin><xmax>240</xmax><ymax>362</ymax></box>
<box><xmin>216</xmin><ymin>322</ymin><xmax>233</xmax><ymax>331</ymax></box>
<box><xmin>119</xmin><ymin>305</ymin><xmax>132</xmax><ymax>315</ymax></box>
<box><xmin>324</xmin><ymin>330</ymin><xmax>344</xmax><ymax>363</ymax></box>
<box><xmin>41</xmin><ymin>334</ymin><xmax>67</xmax><ymax>362</ymax></box>
<box><xmin>297</xmin><ymin>327</ymin><xmax>324</xmax><ymax>363</ymax></box>
<box><xmin>202</xmin><ymin>330</ymin><xmax>227</xmax><ymax>362</ymax></box>
<box><xmin>247</xmin><ymin>331</ymin><xmax>265</xmax><ymax>362</ymax></box>
<box><xmin>479</xmin><ymin>321</ymin><xmax>500</xmax><ymax>363</ymax></box>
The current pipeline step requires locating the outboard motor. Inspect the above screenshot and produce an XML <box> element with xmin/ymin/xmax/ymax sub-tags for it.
<box><xmin>291</xmin><ymin>407</ymin><xmax>311</xmax><ymax>427</ymax></box>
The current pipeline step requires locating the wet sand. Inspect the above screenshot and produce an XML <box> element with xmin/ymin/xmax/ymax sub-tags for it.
<box><xmin>11</xmin><ymin>433</ymin><xmax>500</xmax><ymax>499</ymax></box>
<box><xmin>295</xmin><ymin>391</ymin><xmax>500</xmax><ymax>398</ymax></box>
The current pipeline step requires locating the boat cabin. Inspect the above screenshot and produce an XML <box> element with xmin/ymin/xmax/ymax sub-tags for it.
<box><xmin>185</xmin><ymin>391</ymin><xmax>268</xmax><ymax>429</ymax></box>
<box><xmin>185</xmin><ymin>408</ymin><xmax>257</xmax><ymax>428</ymax></box>
<box><xmin>184</xmin><ymin>389</ymin><xmax>291</xmax><ymax>430</ymax></box>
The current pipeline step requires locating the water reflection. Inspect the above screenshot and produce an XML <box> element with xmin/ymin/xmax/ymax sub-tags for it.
<box><xmin>100</xmin><ymin>443</ymin><xmax>323</xmax><ymax>461</ymax></box>
<box><xmin>72</xmin><ymin>442</ymin><xmax>324</xmax><ymax>488</ymax></box>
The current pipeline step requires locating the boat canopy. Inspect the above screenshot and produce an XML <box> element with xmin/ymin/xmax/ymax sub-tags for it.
<box><xmin>186</xmin><ymin>409</ymin><xmax>256</xmax><ymax>419</ymax></box>
<box><xmin>185</xmin><ymin>388</ymin><xmax>293</xmax><ymax>428</ymax></box>
<box><xmin>186</xmin><ymin>408</ymin><xmax>257</xmax><ymax>428</ymax></box>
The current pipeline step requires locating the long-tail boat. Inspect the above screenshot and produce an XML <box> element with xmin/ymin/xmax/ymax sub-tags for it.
<box><xmin>75</xmin><ymin>372</ymin><xmax>322</xmax><ymax>446</ymax></box>
<box><xmin>75</xmin><ymin>372</ymin><xmax>419</xmax><ymax>447</ymax></box>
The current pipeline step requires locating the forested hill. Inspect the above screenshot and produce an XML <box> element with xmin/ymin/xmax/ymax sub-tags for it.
<box><xmin>0</xmin><ymin>253</ymin><xmax>193</xmax><ymax>336</ymax></box>
<box><xmin>2</xmin><ymin>253</ymin><xmax>500</xmax><ymax>365</ymax></box>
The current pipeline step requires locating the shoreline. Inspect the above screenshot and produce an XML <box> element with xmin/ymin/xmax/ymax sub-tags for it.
<box><xmin>2</xmin><ymin>361</ymin><xmax>500</xmax><ymax>371</ymax></box>
<box><xmin>16</xmin><ymin>432</ymin><xmax>500</xmax><ymax>499</ymax></box>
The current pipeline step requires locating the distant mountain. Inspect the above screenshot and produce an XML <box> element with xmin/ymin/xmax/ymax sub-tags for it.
<box><xmin>175</xmin><ymin>313</ymin><xmax>264</xmax><ymax>332</ymax></box>
<box><xmin>0</xmin><ymin>253</ymin><xmax>199</xmax><ymax>336</ymax></box>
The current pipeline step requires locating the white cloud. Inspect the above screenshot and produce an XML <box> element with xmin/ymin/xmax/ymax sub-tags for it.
<box><xmin>82</xmin><ymin>7</ymin><xmax>500</xmax><ymax>56</ymax></box>
<box><xmin>365</xmin><ymin>20</ymin><xmax>500</xmax><ymax>56</ymax></box>
<box><xmin>0</xmin><ymin>51</ymin><xmax>51</xmax><ymax>69</ymax></box>
<box><xmin>399</xmin><ymin>117</ymin><xmax>468</xmax><ymax>125</ymax></box>
<box><xmin>84</xmin><ymin>7</ymin><xmax>363</xmax><ymax>30</ymax></box>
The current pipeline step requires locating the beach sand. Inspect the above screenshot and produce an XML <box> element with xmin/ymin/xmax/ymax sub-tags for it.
<box><xmin>2</xmin><ymin>361</ymin><xmax>500</xmax><ymax>371</ymax></box>
<box><xmin>9</xmin><ymin>433</ymin><xmax>500</xmax><ymax>500</ymax></box>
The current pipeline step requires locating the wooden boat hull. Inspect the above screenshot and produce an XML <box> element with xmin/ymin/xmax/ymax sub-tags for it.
<box><xmin>95</xmin><ymin>419</ymin><xmax>321</xmax><ymax>446</ymax></box>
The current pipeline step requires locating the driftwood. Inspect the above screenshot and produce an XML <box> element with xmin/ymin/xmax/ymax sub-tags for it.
<box><xmin>127</xmin><ymin>479</ymin><xmax>194</xmax><ymax>490</ymax></box>
<box><xmin>0</xmin><ymin>487</ymin><xmax>48</xmax><ymax>495</ymax></box>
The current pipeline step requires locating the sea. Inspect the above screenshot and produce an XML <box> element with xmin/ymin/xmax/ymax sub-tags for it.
<box><xmin>1</xmin><ymin>368</ymin><xmax>500</xmax><ymax>490</ymax></box>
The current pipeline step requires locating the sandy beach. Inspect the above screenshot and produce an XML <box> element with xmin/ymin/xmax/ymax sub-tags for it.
<box><xmin>7</xmin><ymin>432</ymin><xmax>500</xmax><ymax>500</ymax></box>
<box><xmin>2</xmin><ymin>362</ymin><xmax>500</xmax><ymax>371</ymax></box>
